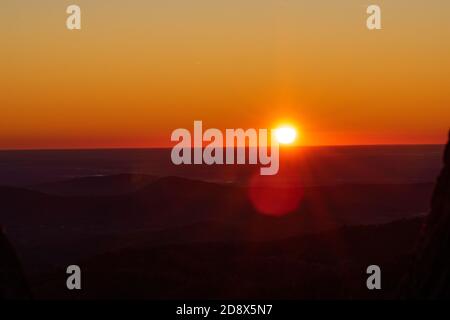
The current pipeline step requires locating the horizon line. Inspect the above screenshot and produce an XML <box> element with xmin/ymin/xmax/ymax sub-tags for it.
<box><xmin>0</xmin><ymin>143</ymin><xmax>445</xmax><ymax>152</ymax></box>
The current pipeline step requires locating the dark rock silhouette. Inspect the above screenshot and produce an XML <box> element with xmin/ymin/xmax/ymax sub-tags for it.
<box><xmin>0</xmin><ymin>226</ymin><xmax>31</xmax><ymax>299</ymax></box>
<box><xmin>406</xmin><ymin>130</ymin><xmax>450</xmax><ymax>298</ymax></box>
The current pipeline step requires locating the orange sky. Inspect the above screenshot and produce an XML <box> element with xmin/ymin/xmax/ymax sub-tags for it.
<box><xmin>1</xmin><ymin>0</ymin><xmax>449</xmax><ymax>149</ymax></box>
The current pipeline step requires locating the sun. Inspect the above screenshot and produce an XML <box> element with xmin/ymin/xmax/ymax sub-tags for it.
<box><xmin>274</xmin><ymin>126</ymin><xmax>297</xmax><ymax>145</ymax></box>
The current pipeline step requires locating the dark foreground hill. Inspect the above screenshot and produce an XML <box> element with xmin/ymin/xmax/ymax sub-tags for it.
<box><xmin>1</xmin><ymin>140</ymin><xmax>448</xmax><ymax>299</ymax></box>
<box><xmin>32</xmin><ymin>218</ymin><xmax>422</xmax><ymax>299</ymax></box>
<box><xmin>0</xmin><ymin>178</ymin><xmax>433</xmax><ymax>276</ymax></box>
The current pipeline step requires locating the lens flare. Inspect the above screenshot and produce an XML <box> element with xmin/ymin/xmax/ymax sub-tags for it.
<box><xmin>248</xmin><ymin>174</ymin><xmax>304</xmax><ymax>216</ymax></box>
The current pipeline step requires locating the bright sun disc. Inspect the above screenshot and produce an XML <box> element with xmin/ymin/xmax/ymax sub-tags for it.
<box><xmin>274</xmin><ymin>126</ymin><xmax>297</xmax><ymax>144</ymax></box>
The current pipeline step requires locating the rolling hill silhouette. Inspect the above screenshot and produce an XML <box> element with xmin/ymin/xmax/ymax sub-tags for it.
<box><xmin>0</xmin><ymin>172</ymin><xmax>437</xmax><ymax>299</ymax></box>
<box><xmin>31</xmin><ymin>173</ymin><xmax>158</xmax><ymax>196</ymax></box>
<box><xmin>1</xmin><ymin>176</ymin><xmax>433</xmax><ymax>235</ymax></box>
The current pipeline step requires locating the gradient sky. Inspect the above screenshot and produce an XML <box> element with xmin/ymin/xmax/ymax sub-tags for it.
<box><xmin>1</xmin><ymin>0</ymin><xmax>449</xmax><ymax>149</ymax></box>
